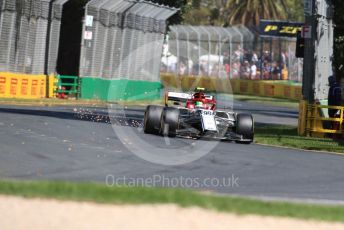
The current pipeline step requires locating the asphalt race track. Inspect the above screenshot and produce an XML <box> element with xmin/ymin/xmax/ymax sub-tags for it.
<box><xmin>0</xmin><ymin>101</ymin><xmax>344</xmax><ymax>204</ymax></box>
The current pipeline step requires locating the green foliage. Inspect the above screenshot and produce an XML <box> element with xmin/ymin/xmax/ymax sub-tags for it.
<box><xmin>183</xmin><ymin>7</ymin><xmax>212</xmax><ymax>25</ymax></box>
<box><xmin>225</xmin><ymin>0</ymin><xmax>290</xmax><ymax>26</ymax></box>
<box><xmin>191</xmin><ymin>0</ymin><xmax>201</xmax><ymax>9</ymax></box>
<box><xmin>181</xmin><ymin>0</ymin><xmax>304</xmax><ymax>26</ymax></box>
<box><xmin>149</xmin><ymin>0</ymin><xmax>188</xmax><ymax>25</ymax></box>
<box><xmin>285</xmin><ymin>0</ymin><xmax>304</xmax><ymax>22</ymax></box>
<box><xmin>182</xmin><ymin>0</ymin><xmax>229</xmax><ymax>26</ymax></box>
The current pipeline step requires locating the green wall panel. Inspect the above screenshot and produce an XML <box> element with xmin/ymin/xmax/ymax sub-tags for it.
<box><xmin>81</xmin><ymin>78</ymin><xmax>162</xmax><ymax>101</ymax></box>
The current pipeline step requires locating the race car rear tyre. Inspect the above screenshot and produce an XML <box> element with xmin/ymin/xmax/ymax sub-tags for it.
<box><xmin>144</xmin><ymin>105</ymin><xmax>164</xmax><ymax>135</ymax></box>
<box><xmin>160</xmin><ymin>107</ymin><xmax>180</xmax><ymax>137</ymax></box>
<box><xmin>236</xmin><ymin>113</ymin><xmax>254</xmax><ymax>144</ymax></box>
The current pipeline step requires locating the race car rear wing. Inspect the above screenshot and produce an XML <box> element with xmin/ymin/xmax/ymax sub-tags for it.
<box><xmin>204</xmin><ymin>95</ymin><xmax>214</xmax><ymax>101</ymax></box>
<box><xmin>165</xmin><ymin>92</ymin><xmax>192</xmax><ymax>106</ymax></box>
<box><xmin>165</xmin><ymin>91</ymin><xmax>216</xmax><ymax>106</ymax></box>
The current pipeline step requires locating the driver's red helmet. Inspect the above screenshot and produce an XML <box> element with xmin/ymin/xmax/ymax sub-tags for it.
<box><xmin>193</xmin><ymin>92</ymin><xmax>205</xmax><ymax>100</ymax></box>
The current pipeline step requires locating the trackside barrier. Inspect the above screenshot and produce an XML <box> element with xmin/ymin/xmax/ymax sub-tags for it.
<box><xmin>0</xmin><ymin>72</ymin><xmax>47</xmax><ymax>99</ymax></box>
<box><xmin>298</xmin><ymin>100</ymin><xmax>307</xmax><ymax>136</ymax></box>
<box><xmin>304</xmin><ymin>103</ymin><xmax>344</xmax><ymax>137</ymax></box>
<box><xmin>48</xmin><ymin>74</ymin><xmax>55</xmax><ymax>98</ymax></box>
<box><xmin>160</xmin><ymin>73</ymin><xmax>302</xmax><ymax>100</ymax></box>
<box><xmin>54</xmin><ymin>75</ymin><xmax>80</xmax><ymax>99</ymax></box>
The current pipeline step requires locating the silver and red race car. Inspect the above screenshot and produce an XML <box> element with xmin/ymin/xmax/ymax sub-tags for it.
<box><xmin>143</xmin><ymin>88</ymin><xmax>254</xmax><ymax>144</ymax></box>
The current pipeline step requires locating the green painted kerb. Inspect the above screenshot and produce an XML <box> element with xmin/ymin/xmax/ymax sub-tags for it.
<box><xmin>80</xmin><ymin>78</ymin><xmax>162</xmax><ymax>101</ymax></box>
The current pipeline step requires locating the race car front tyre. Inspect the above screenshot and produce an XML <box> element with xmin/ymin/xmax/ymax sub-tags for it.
<box><xmin>160</xmin><ymin>107</ymin><xmax>180</xmax><ymax>137</ymax></box>
<box><xmin>236</xmin><ymin>113</ymin><xmax>254</xmax><ymax>144</ymax></box>
<box><xmin>144</xmin><ymin>105</ymin><xmax>164</xmax><ymax>135</ymax></box>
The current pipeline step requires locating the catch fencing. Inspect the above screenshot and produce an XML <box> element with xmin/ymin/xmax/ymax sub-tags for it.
<box><xmin>259</xmin><ymin>36</ymin><xmax>303</xmax><ymax>82</ymax></box>
<box><xmin>0</xmin><ymin>0</ymin><xmax>69</xmax><ymax>75</ymax></box>
<box><xmin>164</xmin><ymin>25</ymin><xmax>254</xmax><ymax>79</ymax></box>
<box><xmin>163</xmin><ymin>25</ymin><xmax>303</xmax><ymax>82</ymax></box>
<box><xmin>79</xmin><ymin>0</ymin><xmax>178</xmax><ymax>82</ymax></box>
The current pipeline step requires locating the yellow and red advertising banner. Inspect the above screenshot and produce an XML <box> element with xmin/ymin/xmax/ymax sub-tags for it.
<box><xmin>0</xmin><ymin>72</ymin><xmax>47</xmax><ymax>99</ymax></box>
<box><xmin>161</xmin><ymin>73</ymin><xmax>302</xmax><ymax>100</ymax></box>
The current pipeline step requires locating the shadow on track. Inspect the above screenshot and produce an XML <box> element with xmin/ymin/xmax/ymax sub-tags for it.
<box><xmin>0</xmin><ymin>107</ymin><xmax>111</xmax><ymax>123</ymax></box>
<box><xmin>0</xmin><ymin>107</ymin><xmax>147</xmax><ymax>129</ymax></box>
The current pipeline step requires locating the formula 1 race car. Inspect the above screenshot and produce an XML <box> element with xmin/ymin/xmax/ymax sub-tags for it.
<box><xmin>143</xmin><ymin>88</ymin><xmax>254</xmax><ymax>144</ymax></box>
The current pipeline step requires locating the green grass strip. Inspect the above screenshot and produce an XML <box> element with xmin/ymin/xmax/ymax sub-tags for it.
<box><xmin>255</xmin><ymin>124</ymin><xmax>344</xmax><ymax>154</ymax></box>
<box><xmin>233</xmin><ymin>94</ymin><xmax>299</xmax><ymax>108</ymax></box>
<box><xmin>0</xmin><ymin>180</ymin><xmax>344</xmax><ymax>222</ymax></box>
